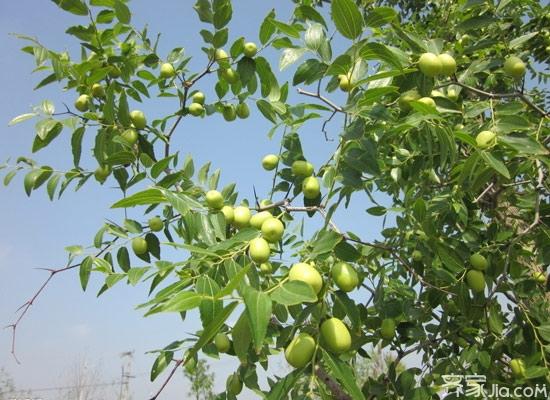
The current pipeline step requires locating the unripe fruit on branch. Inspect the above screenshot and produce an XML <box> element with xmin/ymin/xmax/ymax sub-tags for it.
<box><xmin>226</xmin><ymin>373</ymin><xmax>242</xmax><ymax>396</ymax></box>
<box><xmin>418</xmin><ymin>52</ymin><xmax>442</xmax><ymax>77</ymax></box>
<box><xmin>148</xmin><ymin>216</ymin><xmax>164</xmax><ymax>232</ymax></box>
<box><xmin>261</xmin><ymin>217</ymin><xmax>284</xmax><ymax>243</ymax></box>
<box><xmin>503</xmin><ymin>56</ymin><xmax>526</xmax><ymax>79</ymax></box>
<box><xmin>259</xmin><ymin>262</ymin><xmax>272</xmax><ymax>274</ymax></box>
<box><xmin>160</xmin><ymin>62</ymin><xmax>176</xmax><ymax>78</ymax></box>
<box><xmin>91</xmin><ymin>83</ymin><xmax>105</xmax><ymax>98</ymax></box>
<box><xmin>469</xmin><ymin>253</ymin><xmax>488</xmax><ymax>271</ymax></box>
<box><xmin>221</xmin><ymin>206</ymin><xmax>234</xmax><ymax>224</ymax></box>
<box><xmin>221</xmin><ymin>68</ymin><xmax>239</xmax><ymax>84</ymax></box>
<box><xmin>192</xmin><ymin>91</ymin><xmax>205</xmax><ymax>105</ymax></box>
<box><xmin>214</xmin><ymin>48</ymin><xmax>229</xmax><ymax>63</ymax></box>
<box><xmin>121</xmin><ymin>129</ymin><xmax>138</xmax><ymax>145</ymax></box>
<box><xmin>75</xmin><ymin>94</ymin><xmax>90</xmax><ymax>112</ymax></box>
<box><xmin>94</xmin><ymin>165</ymin><xmax>111</xmax><ymax>183</ymax></box>
<box><xmin>412</xmin><ymin>250</ymin><xmax>423</xmax><ymax>262</ymax></box>
<box><xmin>285</xmin><ymin>333</ymin><xmax>315</xmax><ymax>368</ymax></box>
<box><xmin>302</xmin><ymin>176</ymin><xmax>320</xmax><ymax>199</ymax></box>
<box><xmin>418</xmin><ymin>97</ymin><xmax>436</xmax><ymax>108</ymax></box>
<box><xmin>262</xmin><ymin>154</ymin><xmax>279</xmax><ymax>171</ymax></box>
<box><xmin>236</xmin><ymin>103</ymin><xmax>250</xmax><ymax>119</ymax></box>
<box><xmin>108</xmin><ymin>65</ymin><xmax>121</xmax><ymax>78</ymax></box>
<box><xmin>437</xmin><ymin>53</ymin><xmax>457</xmax><ymax>76</ymax></box>
<box><xmin>188</xmin><ymin>103</ymin><xmax>204</xmax><ymax>116</ymax></box>
<box><xmin>291</xmin><ymin>160</ymin><xmax>314</xmax><ymax>177</ymax></box>
<box><xmin>222</xmin><ymin>105</ymin><xmax>237</xmax><ymax>121</ymax></box>
<box><xmin>243</xmin><ymin>42</ymin><xmax>258</xmax><ymax>58</ymax></box>
<box><xmin>129</xmin><ymin>110</ymin><xmax>146</xmax><ymax>130</ymax></box>
<box><xmin>233</xmin><ymin>206</ymin><xmax>251</xmax><ymax>228</ymax></box>
<box><xmin>476</xmin><ymin>130</ymin><xmax>496</xmax><ymax>148</ymax></box>
<box><xmin>320</xmin><ymin>318</ymin><xmax>351</xmax><ymax>353</ymax></box>
<box><xmin>331</xmin><ymin>262</ymin><xmax>359</xmax><ymax>292</ymax></box>
<box><xmin>250</xmin><ymin>211</ymin><xmax>272</xmax><ymax>230</ymax></box>
<box><xmin>289</xmin><ymin>262</ymin><xmax>323</xmax><ymax>294</ymax></box>
<box><xmin>248</xmin><ymin>237</ymin><xmax>270</xmax><ymax>263</ymax></box>
<box><xmin>381</xmin><ymin>318</ymin><xmax>396</xmax><ymax>340</ymax></box>
<box><xmin>466</xmin><ymin>269</ymin><xmax>485</xmax><ymax>293</ymax></box>
<box><xmin>132</xmin><ymin>237</ymin><xmax>148</xmax><ymax>255</ymax></box>
<box><xmin>205</xmin><ymin>190</ymin><xmax>224</xmax><ymax>210</ymax></box>
<box><xmin>338</xmin><ymin>74</ymin><xmax>352</xmax><ymax>92</ymax></box>
<box><xmin>214</xmin><ymin>333</ymin><xmax>231</xmax><ymax>353</ymax></box>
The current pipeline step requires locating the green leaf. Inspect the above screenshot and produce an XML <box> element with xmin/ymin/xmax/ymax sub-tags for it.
<box><xmin>71</xmin><ymin>127</ymin><xmax>85</xmax><ymax>167</ymax></box>
<box><xmin>331</xmin><ymin>0</ymin><xmax>364</xmax><ymax>40</ymax></box>
<box><xmin>232</xmin><ymin>312</ymin><xmax>252</xmax><ymax>361</ymax></box>
<box><xmin>536</xmin><ymin>325</ymin><xmax>550</xmax><ymax>342</ymax></box>
<box><xmin>51</xmin><ymin>0</ymin><xmax>88</xmax><ymax>16</ymax></box>
<box><xmin>111</xmin><ymin>188</ymin><xmax>166</xmax><ymax>208</ymax></box>
<box><xmin>360</xmin><ymin>42</ymin><xmax>403</xmax><ymax>69</ymax></box>
<box><xmin>192</xmin><ymin>301</ymin><xmax>238</xmax><ymax>353</ymax></box>
<box><xmin>271</xmin><ymin>281</ymin><xmax>317</xmax><ymax>305</ymax></box>
<box><xmin>146</xmin><ymin>291</ymin><xmax>202</xmax><ymax>315</ymax></box>
<box><xmin>266</xmin><ymin>369</ymin><xmax>303</xmax><ymax>400</ymax></box>
<box><xmin>243</xmin><ymin>288</ymin><xmax>272</xmax><ymax>353</ymax></box>
<box><xmin>113</xmin><ymin>0</ymin><xmax>131</xmax><ymax>23</ymax></box>
<box><xmin>193</xmin><ymin>0</ymin><xmax>213</xmax><ymax>23</ymax></box>
<box><xmin>256</xmin><ymin>100</ymin><xmax>277</xmax><ymax>123</ymax></box>
<box><xmin>509</xmin><ymin>32</ymin><xmax>538</xmax><ymax>49</ymax></box>
<box><xmin>479</xmin><ymin>151</ymin><xmax>510</xmax><ymax>179</ymax></box>
<box><xmin>322</xmin><ymin>350</ymin><xmax>365</xmax><ymax>400</ymax></box>
<box><xmin>279</xmin><ymin>48</ymin><xmax>307</xmax><ymax>71</ymax></box>
<box><xmin>364</xmin><ymin>7</ymin><xmax>396</xmax><ymax>27</ymax></box>
<box><xmin>499</xmin><ymin>135</ymin><xmax>547</xmax><ymax>155</ymax></box>
<box><xmin>269</xmin><ymin>20</ymin><xmax>301</xmax><ymax>38</ymax></box>
<box><xmin>215</xmin><ymin>263</ymin><xmax>251</xmax><ymax>299</ymax></box>
<box><xmin>196</xmin><ymin>276</ymin><xmax>223</xmax><ymax>327</ymax></box>
<box><xmin>46</xmin><ymin>173</ymin><xmax>60</xmax><ymax>200</ymax></box>
<box><xmin>8</xmin><ymin>113</ymin><xmax>37</xmax><ymax>126</ymax></box>
<box><xmin>80</xmin><ymin>256</ymin><xmax>93</xmax><ymax>291</ymax></box>
<box><xmin>150</xmin><ymin>351</ymin><xmax>172</xmax><ymax>381</ymax></box>
<box><xmin>310</xmin><ymin>230</ymin><xmax>343</xmax><ymax>258</ymax></box>
<box><xmin>117</xmin><ymin>247</ymin><xmax>131</xmax><ymax>272</ymax></box>
<box><xmin>259</xmin><ymin>10</ymin><xmax>276</xmax><ymax>45</ymax></box>
<box><xmin>213</xmin><ymin>0</ymin><xmax>232</xmax><ymax>29</ymax></box>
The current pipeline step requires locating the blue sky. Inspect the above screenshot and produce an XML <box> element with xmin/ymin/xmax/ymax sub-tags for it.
<box><xmin>0</xmin><ymin>1</ymin><xmax>390</xmax><ymax>398</ymax></box>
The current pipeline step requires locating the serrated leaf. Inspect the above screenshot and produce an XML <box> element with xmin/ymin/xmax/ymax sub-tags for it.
<box><xmin>243</xmin><ymin>288</ymin><xmax>272</xmax><ymax>353</ymax></box>
<box><xmin>271</xmin><ymin>281</ymin><xmax>317</xmax><ymax>305</ymax></box>
<box><xmin>331</xmin><ymin>0</ymin><xmax>364</xmax><ymax>40</ymax></box>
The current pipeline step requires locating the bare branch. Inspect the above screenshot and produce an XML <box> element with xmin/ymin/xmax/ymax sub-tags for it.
<box><xmin>297</xmin><ymin>88</ymin><xmax>345</xmax><ymax>113</ymax></box>
<box><xmin>6</xmin><ymin>237</ymin><xmax>119</xmax><ymax>363</ymax></box>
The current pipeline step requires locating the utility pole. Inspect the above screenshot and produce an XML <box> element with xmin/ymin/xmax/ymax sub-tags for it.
<box><xmin>118</xmin><ymin>351</ymin><xmax>134</xmax><ymax>400</ymax></box>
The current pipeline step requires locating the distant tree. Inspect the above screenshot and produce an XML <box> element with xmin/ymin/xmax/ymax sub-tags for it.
<box><xmin>183</xmin><ymin>360</ymin><xmax>215</xmax><ymax>400</ymax></box>
<box><xmin>0</xmin><ymin>368</ymin><xmax>15</xmax><ymax>400</ymax></box>
<box><xmin>59</xmin><ymin>358</ymin><xmax>111</xmax><ymax>400</ymax></box>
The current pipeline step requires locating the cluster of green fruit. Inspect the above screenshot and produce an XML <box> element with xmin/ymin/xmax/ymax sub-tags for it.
<box><xmin>465</xmin><ymin>253</ymin><xmax>488</xmax><ymax>293</ymax></box>
<box><xmin>203</xmin><ymin>189</ymin><xmax>284</xmax><ymax>264</ymax></box>
<box><xmin>130</xmin><ymin>216</ymin><xmax>164</xmax><ymax>255</ymax></box>
<box><xmin>263</xmin><ymin>156</ymin><xmax>321</xmax><ymax>200</ymax></box>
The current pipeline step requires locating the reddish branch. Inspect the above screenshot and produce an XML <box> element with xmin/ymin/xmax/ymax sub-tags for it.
<box><xmin>5</xmin><ymin>237</ymin><xmax>119</xmax><ymax>363</ymax></box>
<box><xmin>315</xmin><ymin>365</ymin><xmax>352</xmax><ymax>400</ymax></box>
<box><xmin>148</xmin><ymin>359</ymin><xmax>184</xmax><ymax>400</ymax></box>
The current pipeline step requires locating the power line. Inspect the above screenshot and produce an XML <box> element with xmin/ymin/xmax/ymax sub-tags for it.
<box><xmin>5</xmin><ymin>381</ymin><xmax>124</xmax><ymax>394</ymax></box>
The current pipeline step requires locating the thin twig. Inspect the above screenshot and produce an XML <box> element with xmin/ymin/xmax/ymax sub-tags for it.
<box><xmin>436</xmin><ymin>81</ymin><xmax>549</xmax><ymax>118</ymax></box>
<box><xmin>148</xmin><ymin>359</ymin><xmax>184</xmax><ymax>400</ymax></box>
<box><xmin>5</xmin><ymin>237</ymin><xmax>119</xmax><ymax>363</ymax></box>
<box><xmin>297</xmin><ymin>88</ymin><xmax>345</xmax><ymax>113</ymax></box>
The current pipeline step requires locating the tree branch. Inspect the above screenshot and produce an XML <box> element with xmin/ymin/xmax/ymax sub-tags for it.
<box><xmin>436</xmin><ymin>80</ymin><xmax>549</xmax><ymax>118</ymax></box>
<box><xmin>297</xmin><ymin>88</ymin><xmax>345</xmax><ymax>113</ymax></box>
<box><xmin>315</xmin><ymin>365</ymin><xmax>352</xmax><ymax>400</ymax></box>
<box><xmin>5</xmin><ymin>237</ymin><xmax>119</xmax><ymax>363</ymax></box>
<box><xmin>148</xmin><ymin>359</ymin><xmax>184</xmax><ymax>400</ymax></box>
